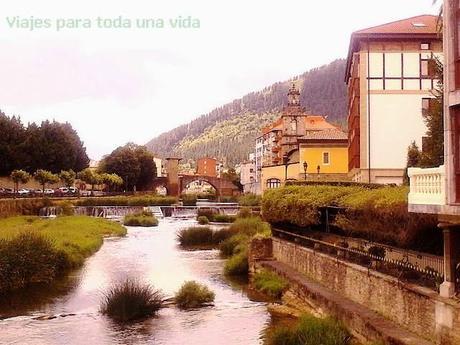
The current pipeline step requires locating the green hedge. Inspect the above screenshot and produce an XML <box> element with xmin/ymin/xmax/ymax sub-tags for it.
<box><xmin>262</xmin><ymin>185</ymin><xmax>439</xmax><ymax>251</ymax></box>
<box><xmin>0</xmin><ymin>198</ymin><xmax>51</xmax><ymax>218</ymax></box>
<box><xmin>75</xmin><ymin>195</ymin><xmax>177</xmax><ymax>206</ymax></box>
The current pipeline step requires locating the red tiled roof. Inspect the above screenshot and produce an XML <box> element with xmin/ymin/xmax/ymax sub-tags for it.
<box><xmin>345</xmin><ymin>15</ymin><xmax>440</xmax><ymax>81</ymax></box>
<box><xmin>354</xmin><ymin>15</ymin><xmax>438</xmax><ymax>35</ymax></box>
<box><xmin>301</xmin><ymin>129</ymin><xmax>348</xmax><ymax>141</ymax></box>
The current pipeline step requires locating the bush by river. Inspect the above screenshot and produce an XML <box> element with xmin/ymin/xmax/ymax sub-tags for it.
<box><xmin>262</xmin><ymin>185</ymin><xmax>440</xmax><ymax>253</ymax></box>
<box><xmin>123</xmin><ymin>211</ymin><xmax>159</xmax><ymax>227</ymax></box>
<box><xmin>0</xmin><ymin>216</ymin><xmax>126</xmax><ymax>293</ymax></box>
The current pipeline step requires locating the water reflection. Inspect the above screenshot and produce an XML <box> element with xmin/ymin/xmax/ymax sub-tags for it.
<box><xmin>0</xmin><ymin>218</ymin><xmax>289</xmax><ymax>345</ymax></box>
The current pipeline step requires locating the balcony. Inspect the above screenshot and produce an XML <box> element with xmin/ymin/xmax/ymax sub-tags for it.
<box><xmin>408</xmin><ymin>165</ymin><xmax>446</xmax><ymax>208</ymax></box>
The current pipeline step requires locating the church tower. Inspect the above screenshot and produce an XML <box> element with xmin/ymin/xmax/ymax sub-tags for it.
<box><xmin>281</xmin><ymin>83</ymin><xmax>306</xmax><ymax>158</ymax></box>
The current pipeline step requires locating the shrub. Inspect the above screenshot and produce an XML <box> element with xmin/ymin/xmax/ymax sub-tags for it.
<box><xmin>228</xmin><ymin>217</ymin><xmax>271</xmax><ymax>237</ymax></box>
<box><xmin>239</xmin><ymin>194</ymin><xmax>261</xmax><ymax>206</ymax></box>
<box><xmin>177</xmin><ymin>227</ymin><xmax>214</xmax><ymax>246</ymax></box>
<box><xmin>177</xmin><ymin>227</ymin><xmax>234</xmax><ymax>246</ymax></box>
<box><xmin>219</xmin><ymin>234</ymin><xmax>249</xmax><ymax>257</ymax></box>
<box><xmin>212</xmin><ymin>214</ymin><xmax>236</xmax><ymax>223</ymax></box>
<box><xmin>211</xmin><ymin>227</ymin><xmax>236</xmax><ymax>244</ymax></box>
<box><xmin>123</xmin><ymin>213</ymin><xmax>159</xmax><ymax>227</ymax></box>
<box><xmin>0</xmin><ymin>232</ymin><xmax>67</xmax><ymax>292</ymax></box>
<box><xmin>237</xmin><ymin>207</ymin><xmax>253</xmax><ymax>218</ymax></box>
<box><xmin>224</xmin><ymin>251</ymin><xmax>249</xmax><ymax>276</ymax></box>
<box><xmin>0</xmin><ymin>198</ymin><xmax>50</xmax><ymax>218</ymax></box>
<box><xmin>174</xmin><ymin>280</ymin><xmax>215</xmax><ymax>309</ymax></box>
<box><xmin>100</xmin><ymin>279</ymin><xmax>164</xmax><ymax>322</ymax></box>
<box><xmin>197</xmin><ymin>216</ymin><xmax>209</xmax><ymax>225</ymax></box>
<box><xmin>262</xmin><ymin>185</ymin><xmax>440</xmax><ymax>252</ymax></box>
<box><xmin>254</xmin><ymin>269</ymin><xmax>288</xmax><ymax>298</ymax></box>
<box><xmin>267</xmin><ymin>314</ymin><xmax>350</xmax><ymax>345</ymax></box>
<box><xmin>182</xmin><ymin>194</ymin><xmax>197</xmax><ymax>206</ymax></box>
<box><xmin>60</xmin><ymin>201</ymin><xmax>75</xmax><ymax>216</ymax></box>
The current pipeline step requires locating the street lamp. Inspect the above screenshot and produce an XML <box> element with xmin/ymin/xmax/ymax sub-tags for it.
<box><xmin>283</xmin><ymin>154</ymin><xmax>289</xmax><ymax>182</ymax></box>
<box><xmin>303</xmin><ymin>161</ymin><xmax>308</xmax><ymax>180</ymax></box>
<box><xmin>317</xmin><ymin>165</ymin><xmax>321</xmax><ymax>175</ymax></box>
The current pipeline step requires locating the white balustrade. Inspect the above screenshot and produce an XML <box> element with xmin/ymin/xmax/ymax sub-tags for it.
<box><xmin>408</xmin><ymin>165</ymin><xmax>446</xmax><ymax>206</ymax></box>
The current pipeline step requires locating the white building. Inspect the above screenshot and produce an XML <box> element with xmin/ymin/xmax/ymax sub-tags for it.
<box><xmin>240</xmin><ymin>153</ymin><xmax>258</xmax><ymax>194</ymax></box>
<box><xmin>346</xmin><ymin>15</ymin><xmax>443</xmax><ymax>184</ymax></box>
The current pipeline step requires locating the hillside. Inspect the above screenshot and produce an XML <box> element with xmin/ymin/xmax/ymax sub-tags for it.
<box><xmin>146</xmin><ymin>59</ymin><xmax>347</xmax><ymax>166</ymax></box>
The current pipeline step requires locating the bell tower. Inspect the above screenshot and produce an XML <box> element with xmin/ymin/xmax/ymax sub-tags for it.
<box><xmin>287</xmin><ymin>83</ymin><xmax>300</xmax><ymax>106</ymax></box>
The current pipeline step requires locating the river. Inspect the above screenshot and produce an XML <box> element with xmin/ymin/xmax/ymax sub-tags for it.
<box><xmin>0</xmin><ymin>218</ymin><xmax>286</xmax><ymax>345</ymax></box>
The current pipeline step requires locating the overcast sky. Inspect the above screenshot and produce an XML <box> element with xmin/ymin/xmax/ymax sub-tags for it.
<box><xmin>0</xmin><ymin>0</ymin><xmax>440</xmax><ymax>159</ymax></box>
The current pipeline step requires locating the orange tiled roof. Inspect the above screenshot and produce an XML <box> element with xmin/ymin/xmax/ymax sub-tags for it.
<box><xmin>354</xmin><ymin>15</ymin><xmax>438</xmax><ymax>35</ymax></box>
<box><xmin>262</xmin><ymin>115</ymin><xmax>336</xmax><ymax>135</ymax></box>
<box><xmin>301</xmin><ymin>129</ymin><xmax>348</xmax><ymax>141</ymax></box>
<box><xmin>345</xmin><ymin>15</ymin><xmax>440</xmax><ymax>81</ymax></box>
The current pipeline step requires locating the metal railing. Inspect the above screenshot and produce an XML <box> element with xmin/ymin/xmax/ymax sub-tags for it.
<box><xmin>273</xmin><ymin>228</ymin><xmax>444</xmax><ymax>288</ymax></box>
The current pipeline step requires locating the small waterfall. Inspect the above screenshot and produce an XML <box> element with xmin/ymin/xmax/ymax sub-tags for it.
<box><xmin>144</xmin><ymin>206</ymin><xmax>164</xmax><ymax>218</ymax></box>
<box><xmin>39</xmin><ymin>207</ymin><xmax>62</xmax><ymax>218</ymax></box>
<box><xmin>171</xmin><ymin>207</ymin><xmax>198</xmax><ymax>218</ymax></box>
<box><xmin>73</xmin><ymin>206</ymin><xmax>144</xmax><ymax>220</ymax></box>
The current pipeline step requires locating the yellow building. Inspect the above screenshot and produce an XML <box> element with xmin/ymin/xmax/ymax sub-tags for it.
<box><xmin>261</xmin><ymin>129</ymin><xmax>348</xmax><ymax>192</ymax></box>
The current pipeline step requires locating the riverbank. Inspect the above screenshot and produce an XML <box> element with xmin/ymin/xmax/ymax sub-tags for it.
<box><xmin>0</xmin><ymin>219</ymin><xmax>277</xmax><ymax>345</ymax></box>
<box><xmin>0</xmin><ymin>216</ymin><xmax>126</xmax><ymax>292</ymax></box>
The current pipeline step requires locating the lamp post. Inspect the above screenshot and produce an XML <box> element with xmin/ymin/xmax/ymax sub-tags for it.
<box><xmin>303</xmin><ymin>161</ymin><xmax>308</xmax><ymax>180</ymax></box>
<box><xmin>317</xmin><ymin>165</ymin><xmax>321</xmax><ymax>175</ymax></box>
<box><xmin>283</xmin><ymin>154</ymin><xmax>289</xmax><ymax>183</ymax></box>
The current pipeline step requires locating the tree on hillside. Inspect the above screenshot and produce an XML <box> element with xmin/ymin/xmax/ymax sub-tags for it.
<box><xmin>100</xmin><ymin>143</ymin><xmax>157</xmax><ymax>191</ymax></box>
<box><xmin>34</xmin><ymin>169</ymin><xmax>59</xmax><ymax>194</ymax></box>
<box><xmin>59</xmin><ymin>170</ymin><xmax>76</xmax><ymax>188</ymax></box>
<box><xmin>10</xmin><ymin>169</ymin><xmax>31</xmax><ymax>195</ymax></box>
<box><xmin>77</xmin><ymin>168</ymin><xmax>102</xmax><ymax>196</ymax></box>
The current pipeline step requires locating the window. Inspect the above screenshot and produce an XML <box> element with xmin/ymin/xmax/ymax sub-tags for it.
<box><xmin>323</xmin><ymin>152</ymin><xmax>330</xmax><ymax>165</ymax></box>
<box><xmin>420</xmin><ymin>43</ymin><xmax>430</xmax><ymax>50</ymax></box>
<box><xmin>421</xmin><ymin>57</ymin><xmax>435</xmax><ymax>78</ymax></box>
<box><xmin>422</xmin><ymin>98</ymin><xmax>431</xmax><ymax>115</ymax></box>
<box><xmin>266</xmin><ymin>178</ymin><xmax>281</xmax><ymax>189</ymax></box>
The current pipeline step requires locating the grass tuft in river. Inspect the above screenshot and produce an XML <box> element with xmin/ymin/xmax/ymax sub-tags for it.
<box><xmin>101</xmin><ymin>278</ymin><xmax>164</xmax><ymax>322</ymax></box>
<box><xmin>123</xmin><ymin>210</ymin><xmax>159</xmax><ymax>227</ymax></box>
<box><xmin>174</xmin><ymin>280</ymin><xmax>215</xmax><ymax>309</ymax></box>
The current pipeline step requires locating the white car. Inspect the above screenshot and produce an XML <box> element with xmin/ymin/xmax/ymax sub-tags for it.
<box><xmin>17</xmin><ymin>189</ymin><xmax>30</xmax><ymax>195</ymax></box>
<box><xmin>44</xmin><ymin>189</ymin><xmax>54</xmax><ymax>195</ymax></box>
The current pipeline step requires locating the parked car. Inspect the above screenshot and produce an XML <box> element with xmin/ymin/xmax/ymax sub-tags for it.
<box><xmin>4</xmin><ymin>188</ymin><xmax>14</xmax><ymax>194</ymax></box>
<box><xmin>68</xmin><ymin>186</ymin><xmax>79</xmax><ymax>194</ymax></box>
<box><xmin>57</xmin><ymin>187</ymin><xmax>69</xmax><ymax>195</ymax></box>
<box><xmin>44</xmin><ymin>189</ymin><xmax>54</xmax><ymax>195</ymax></box>
<box><xmin>17</xmin><ymin>189</ymin><xmax>30</xmax><ymax>196</ymax></box>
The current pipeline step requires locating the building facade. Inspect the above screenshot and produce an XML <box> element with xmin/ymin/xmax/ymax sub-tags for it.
<box><xmin>258</xmin><ymin>84</ymin><xmax>348</xmax><ymax>193</ymax></box>
<box><xmin>196</xmin><ymin>157</ymin><xmax>217</xmax><ymax>177</ymax></box>
<box><xmin>407</xmin><ymin>5</ymin><xmax>460</xmax><ymax>298</ymax></box>
<box><xmin>346</xmin><ymin>15</ymin><xmax>442</xmax><ymax>184</ymax></box>
<box><xmin>240</xmin><ymin>153</ymin><xmax>258</xmax><ymax>194</ymax></box>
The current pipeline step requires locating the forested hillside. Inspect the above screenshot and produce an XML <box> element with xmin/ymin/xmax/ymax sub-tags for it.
<box><xmin>146</xmin><ymin>59</ymin><xmax>347</xmax><ymax>166</ymax></box>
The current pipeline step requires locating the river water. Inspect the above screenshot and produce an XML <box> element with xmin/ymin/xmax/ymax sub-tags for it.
<box><xmin>0</xmin><ymin>218</ymin><xmax>283</xmax><ymax>345</ymax></box>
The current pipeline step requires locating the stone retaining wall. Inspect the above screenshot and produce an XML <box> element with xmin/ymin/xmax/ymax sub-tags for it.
<box><xmin>271</xmin><ymin>237</ymin><xmax>460</xmax><ymax>344</ymax></box>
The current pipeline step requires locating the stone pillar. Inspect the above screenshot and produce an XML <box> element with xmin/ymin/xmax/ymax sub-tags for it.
<box><xmin>439</xmin><ymin>223</ymin><xmax>460</xmax><ymax>298</ymax></box>
<box><xmin>165</xmin><ymin>157</ymin><xmax>181</xmax><ymax>197</ymax></box>
<box><xmin>248</xmin><ymin>238</ymin><xmax>273</xmax><ymax>275</ymax></box>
